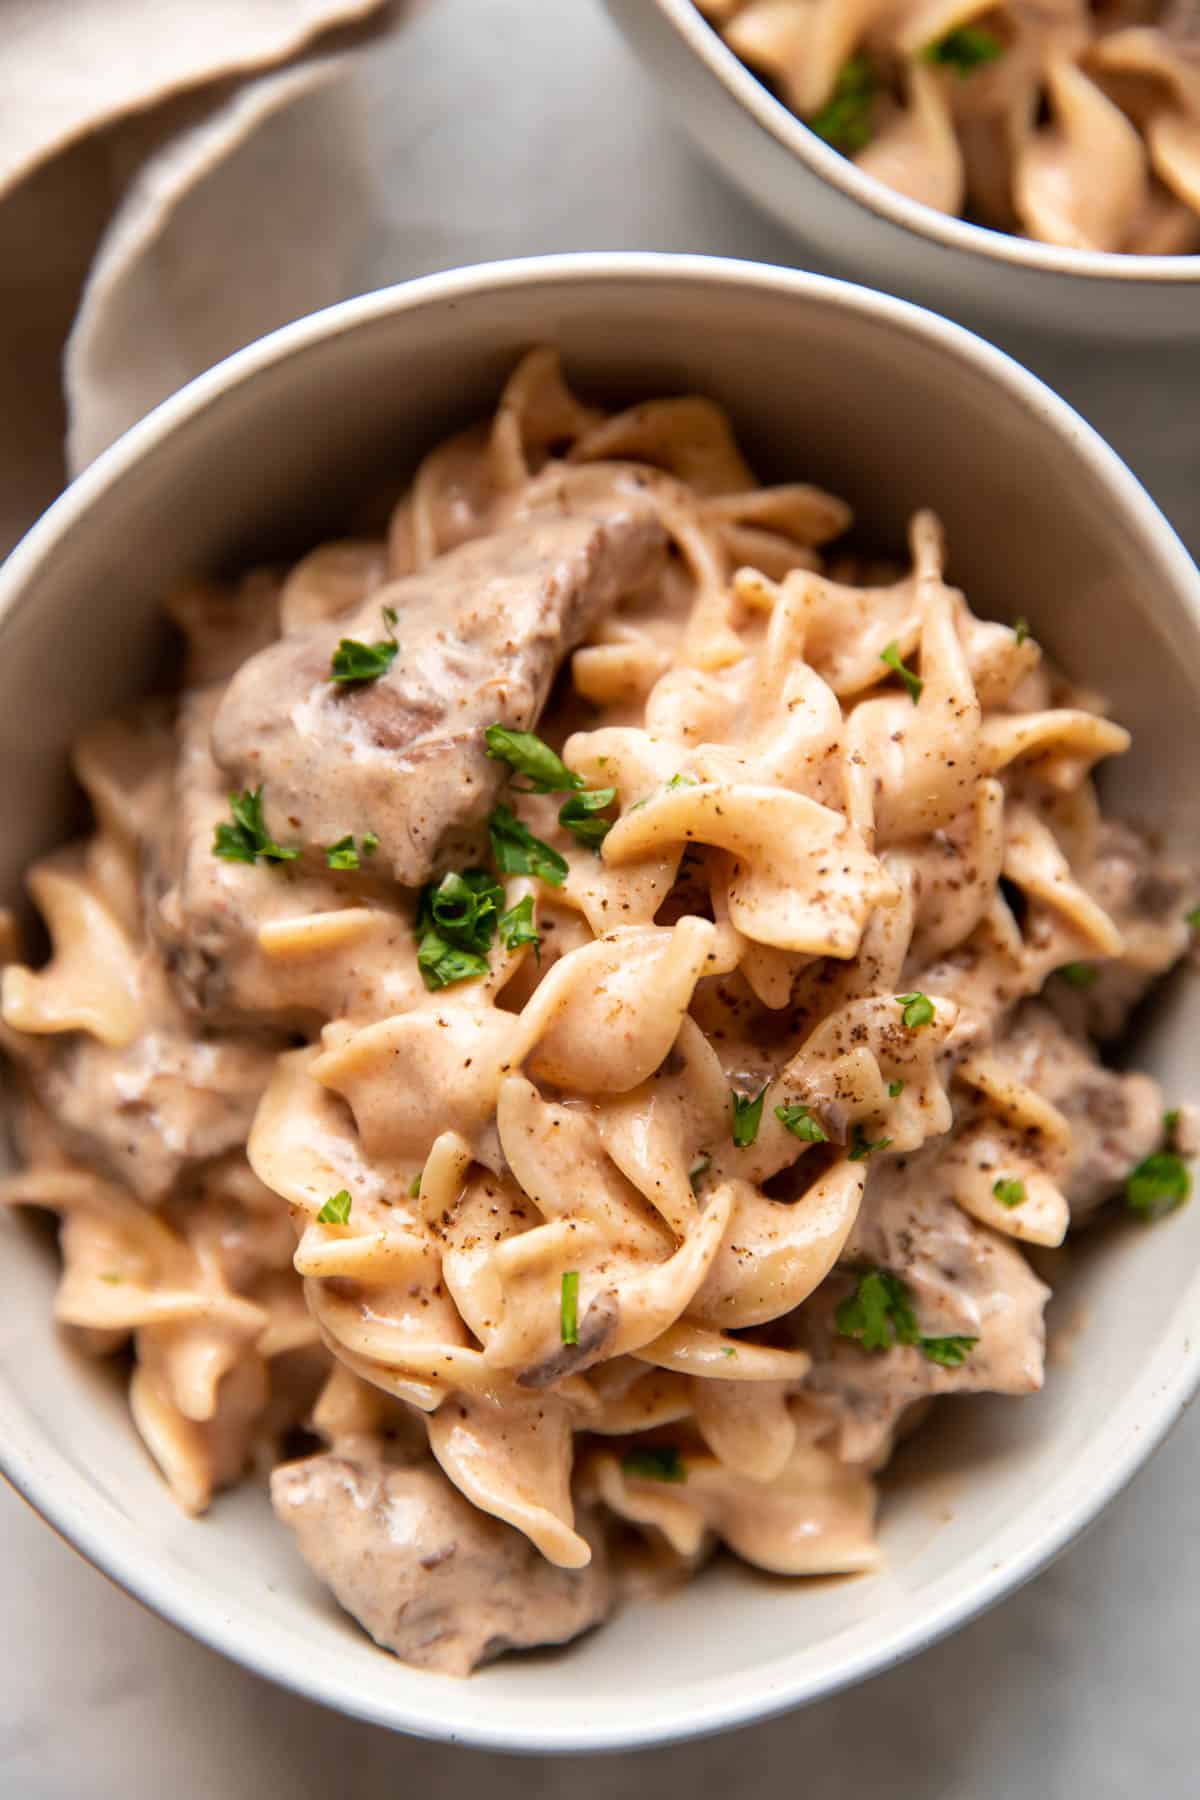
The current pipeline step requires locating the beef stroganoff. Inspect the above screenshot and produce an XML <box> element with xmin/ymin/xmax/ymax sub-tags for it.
<box><xmin>1</xmin><ymin>349</ymin><xmax>1192</xmax><ymax>1675</ymax></box>
<box><xmin>698</xmin><ymin>0</ymin><xmax>1200</xmax><ymax>254</ymax></box>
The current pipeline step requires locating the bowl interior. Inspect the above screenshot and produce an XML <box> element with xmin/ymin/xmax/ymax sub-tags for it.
<box><xmin>2</xmin><ymin>258</ymin><xmax>1199</xmax><ymax>1751</ymax></box>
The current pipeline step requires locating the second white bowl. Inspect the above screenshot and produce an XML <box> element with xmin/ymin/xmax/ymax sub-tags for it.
<box><xmin>604</xmin><ymin>0</ymin><xmax>1200</xmax><ymax>342</ymax></box>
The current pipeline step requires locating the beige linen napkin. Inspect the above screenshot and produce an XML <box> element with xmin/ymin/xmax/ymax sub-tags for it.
<box><xmin>0</xmin><ymin>0</ymin><xmax>401</xmax><ymax>553</ymax></box>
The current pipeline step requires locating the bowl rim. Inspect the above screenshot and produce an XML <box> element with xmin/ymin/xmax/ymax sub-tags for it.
<box><xmin>646</xmin><ymin>0</ymin><xmax>1200</xmax><ymax>286</ymax></box>
<box><xmin>3</xmin><ymin>250</ymin><xmax>1200</xmax><ymax>1753</ymax></box>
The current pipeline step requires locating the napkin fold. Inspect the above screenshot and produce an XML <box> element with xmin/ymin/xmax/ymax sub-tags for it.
<box><xmin>0</xmin><ymin>0</ymin><xmax>406</xmax><ymax>552</ymax></box>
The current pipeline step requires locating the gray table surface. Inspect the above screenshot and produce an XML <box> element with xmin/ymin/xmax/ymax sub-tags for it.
<box><xmin>3</xmin><ymin>1</ymin><xmax>1199</xmax><ymax>1793</ymax></box>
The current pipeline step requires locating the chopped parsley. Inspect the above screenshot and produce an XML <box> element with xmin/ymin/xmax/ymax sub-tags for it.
<box><xmin>362</xmin><ymin>831</ymin><xmax>379</xmax><ymax>857</ymax></box>
<box><xmin>326</xmin><ymin>834</ymin><xmax>362</xmax><ymax>870</ymax></box>
<box><xmin>408</xmin><ymin>1171</ymin><xmax>422</xmax><ymax>1198</ymax></box>
<box><xmin>317</xmin><ymin>1189</ymin><xmax>352</xmax><ymax>1225</ymax></box>
<box><xmin>1187</xmin><ymin>907</ymin><xmax>1200</xmax><ymax>931</ymax></box>
<box><xmin>775</xmin><ymin>1102</ymin><xmax>828</xmax><ymax>1143</ymax></box>
<box><xmin>888</xmin><ymin>1079</ymin><xmax>905</xmax><ymax>1098</ymax></box>
<box><xmin>880</xmin><ymin>640</ymin><xmax>923</xmax><ymax>704</ymax></box>
<box><xmin>559</xmin><ymin>786</ymin><xmax>617</xmax><ymax>851</ymax></box>
<box><xmin>836</xmin><ymin>1268</ymin><xmax>913</xmax><ymax>1351</ymax></box>
<box><xmin>897</xmin><ymin>990</ymin><xmax>934</xmax><ymax>1029</ymax></box>
<box><xmin>425</xmin><ymin>869</ymin><xmax>504</xmax><ymax>950</ymax></box>
<box><xmin>922</xmin><ymin>24</ymin><xmax>1005</xmax><ymax>75</ymax></box>
<box><xmin>213</xmin><ymin>787</ymin><xmax>300</xmax><ymax>865</ymax></box>
<box><xmin>560</xmin><ymin>1269</ymin><xmax>580</xmax><ymax>1346</ymax></box>
<box><xmin>498</xmin><ymin>894</ymin><xmax>541</xmax><ymax>957</ymax></box>
<box><xmin>1057</xmin><ymin>962</ymin><xmax>1098</xmax><ymax>989</ymax></box>
<box><xmin>667</xmin><ymin>773</ymin><xmax>696</xmax><ymax>790</ymax></box>
<box><xmin>731</xmin><ymin>1086</ymin><xmax>767</xmax><ymax>1149</ymax></box>
<box><xmin>1164</xmin><ymin>1108</ymin><xmax>1181</xmax><ymax>1137</ymax></box>
<box><xmin>484</xmin><ymin>725</ymin><xmax>584</xmax><ymax>793</ymax></box>
<box><xmin>689</xmin><ymin>1153</ymin><xmax>712</xmax><ymax>1193</ymax></box>
<box><xmin>416</xmin><ymin>937</ymin><xmax>490</xmax><ymax>990</ymax></box>
<box><xmin>415</xmin><ymin>868</ymin><xmax>503</xmax><ymax>991</ymax></box>
<box><xmin>1014</xmin><ymin>616</ymin><xmax>1030</xmax><ymax>646</ymax></box>
<box><xmin>992</xmin><ymin>1176</ymin><xmax>1026</xmax><ymax>1208</ymax></box>
<box><xmin>329</xmin><ymin>606</ymin><xmax>399</xmax><ymax>682</ymax></box>
<box><xmin>488</xmin><ymin>805</ymin><xmax>568</xmax><ymax>887</ymax></box>
<box><xmin>621</xmin><ymin>1445</ymin><xmax>686</xmax><ymax>1483</ymax></box>
<box><xmin>920</xmin><ymin>1335</ymin><xmax>977</xmax><ymax>1367</ymax></box>
<box><xmin>835</xmin><ymin>1267</ymin><xmax>977</xmax><ymax>1364</ymax></box>
<box><xmin>1126</xmin><ymin>1150</ymin><xmax>1191</xmax><ymax>1221</ymax></box>
<box><xmin>849</xmin><ymin>1124</ymin><xmax>892</xmax><ymax>1161</ymax></box>
<box><xmin>808</xmin><ymin>56</ymin><xmax>877</xmax><ymax>155</ymax></box>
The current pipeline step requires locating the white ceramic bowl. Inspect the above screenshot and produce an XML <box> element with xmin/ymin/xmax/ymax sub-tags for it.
<box><xmin>2</xmin><ymin>253</ymin><xmax>1200</xmax><ymax>1753</ymax></box>
<box><xmin>603</xmin><ymin>0</ymin><xmax>1200</xmax><ymax>342</ymax></box>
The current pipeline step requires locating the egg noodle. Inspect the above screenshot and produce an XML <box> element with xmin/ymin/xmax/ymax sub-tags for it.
<box><xmin>0</xmin><ymin>349</ymin><xmax>1189</xmax><ymax>1671</ymax></box>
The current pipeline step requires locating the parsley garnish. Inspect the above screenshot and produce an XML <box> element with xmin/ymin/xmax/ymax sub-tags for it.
<box><xmin>1187</xmin><ymin>907</ymin><xmax>1200</xmax><ymax>931</ymax></box>
<box><xmin>1126</xmin><ymin>1151</ymin><xmax>1191</xmax><ymax>1221</ymax></box>
<box><xmin>326</xmin><ymin>835</ymin><xmax>362</xmax><ymax>870</ymax></box>
<box><xmin>897</xmin><ymin>991</ymin><xmax>934</xmax><ymax>1029</ymax></box>
<box><xmin>689</xmin><ymin>1153</ymin><xmax>712</xmax><ymax>1193</ymax></box>
<box><xmin>484</xmin><ymin>725</ymin><xmax>584</xmax><ymax>793</ymax></box>
<box><xmin>992</xmin><ymin>1177</ymin><xmax>1026</xmax><ymax>1208</ymax></box>
<box><xmin>888</xmin><ymin>1079</ymin><xmax>905</xmax><ymax>1098</ymax></box>
<box><xmin>559</xmin><ymin>787</ymin><xmax>617</xmax><ymax>851</ymax></box>
<box><xmin>488</xmin><ymin>806</ymin><xmax>568</xmax><ymax>887</ymax></box>
<box><xmin>362</xmin><ymin>831</ymin><xmax>379</xmax><ymax>856</ymax></box>
<box><xmin>1014</xmin><ymin>616</ymin><xmax>1030</xmax><ymax>646</ymax></box>
<box><xmin>922</xmin><ymin>25</ymin><xmax>1004</xmax><ymax>75</ymax></box>
<box><xmin>808</xmin><ymin>56</ymin><xmax>877</xmax><ymax>154</ymax></box>
<box><xmin>920</xmin><ymin>1336</ymin><xmax>977</xmax><ymax>1366</ymax></box>
<box><xmin>415</xmin><ymin>868</ymin><xmax>503</xmax><ymax>991</ymax></box>
<box><xmin>775</xmin><ymin>1103</ymin><xmax>828</xmax><ymax>1143</ymax></box>
<box><xmin>329</xmin><ymin>606</ymin><xmax>399</xmax><ymax>683</ymax></box>
<box><xmin>317</xmin><ymin>1189</ymin><xmax>352</xmax><ymax>1225</ymax></box>
<box><xmin>880</xmin><ymin>641</ymin><xmax>922</xmax><ymax>704</ymax></box>
<box><xmin>417</xmin><ymin>938</ymin><xmax>490</xmax><ymax>990</ymax></box>
<box><xmin>560</xmin><ymin>1270</ymin><xmax>580</xmax><ymax>1345</ymax></box>
<box><xmin>849</xmin><ymin>1124</ymin><xmax>892</xmax><ymax>1161</ymax></box>
<box><xmin>836</xmin><ymin>1268</ymin><xmax>913</xmax><ymax>1351</ymax></box>
<box><xmin>1057</xmin><ymin>962</ymin><xmax>1098</xmax><ymax>989</ymax></box>
<box><xmin>425</xmin><ymin>869</ymin><xmax>504</xmax><ymax>951</ymax></box>
<box><xmin>622</xmin><ymin>1445</ymin><xmax>686</xmax><ymax>1483</ymax></box>
<box><xmin>408</xmin><ymin>1171</ymin><xmax>422</xmax><ymax>1198</ymax></box>
<box><xmin>835</xmin><ymin>1268</ymin><xmax>977</xmax><ymax>1364</ymax></box>
<box><xmin>213</xmin><ymin>787</ymin><xmax>300</xmax><ymax>865</ymax></box>
<box><xmin>1164</xmin><ymin>1109</ymin><xmax>1181</xmax><ymax>1136</ymax></box>
<box><xmin>667</xmin><ymin>773</ymin><xmax>696</xmax><ymax>789</ymax></box>
<box><xmin>731</xmin><ymin>1086</ymin><xmax>767</xmax><ymax>1149</ymax></box>
<box><xmin>498</xmin><ymin>894</ymin><xmax>541</xmax><ymax>958</ymax></box>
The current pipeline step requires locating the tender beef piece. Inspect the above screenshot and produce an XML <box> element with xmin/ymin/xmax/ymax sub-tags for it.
<box><xmin>794</xmin><ymin>1148</ymin><xmax>1049</xmax><ymax>1463</ymax></box>
<box><xmin>989</xmin><ymin>1001</ymin><xmax>1164</xmax><ymax>1220</ymax></box>
<box><xmin>210</xmin><ymin>508</ymin><xmax>665</xmax><ymax>886</ymax></box>
<box><xmin>1051</xmin><ymin>820</ymin><xmax>1192</xmax><ymax>1042</ymax></box>
<box><xmin>148</xmin><ymin>688</ymin><xmax>405</xmax><ymax>1024</ymax></box>
<box><xmin>271</xmin><ymin>1445</ymin><xmax>612</xmax><ymax>1676</ymax></box>
<box><xmin>33</xmin><ymin>1015</ymin><xmax>280</xmax><ymax>1204</ymax></box>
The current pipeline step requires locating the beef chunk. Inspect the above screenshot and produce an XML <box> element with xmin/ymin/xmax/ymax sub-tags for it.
<box><xmin>271</xmin><ymin>1445</ymin><xmax>612</xmax><ymax>1676</ymax></box>
<box><xmin>211</xmin><ymin>508</ymin><xmax>664</xmax><ymax>886</ymax></box>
